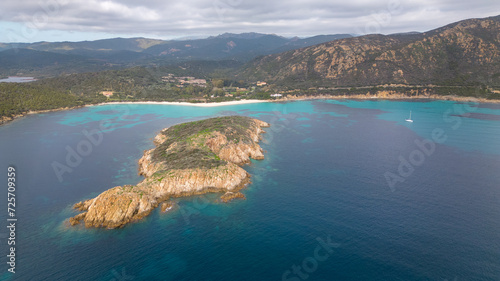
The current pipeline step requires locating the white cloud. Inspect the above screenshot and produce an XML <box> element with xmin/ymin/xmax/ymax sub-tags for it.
<box><xmin>0</xmin><ymin>0</ymin><xmax>498</xmax><ymax>42</ymax></box>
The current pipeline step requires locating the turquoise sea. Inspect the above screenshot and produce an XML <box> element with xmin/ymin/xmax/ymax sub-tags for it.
<box><xmin>0</xmin><ymin>99</ymin><xmax>499</xmax><ymax>280</ymax></box>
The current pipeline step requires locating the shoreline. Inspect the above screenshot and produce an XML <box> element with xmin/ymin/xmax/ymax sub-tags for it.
<box><xmin>1</xmin><ymin>95</ymin><xmax>499</xmax><ymax>126</ymax></box>
<box><xmin>274</xmin><ymin>93</ymin><xmax>500</xmax><ymax>103</ymax></box>
<box><xmin>0</xmin><ymin>105</ymin><xmax>85</xmax><ymax>126</ymax></box>
<box><xmin>0</xmin><ymin>100</ymin><xmax>269</xmax><ymax>126</ymax></box>
<box><xmin>93</xmin><ymin>99</ymin><xmax>270</xmax><ymax>107</ymax></box>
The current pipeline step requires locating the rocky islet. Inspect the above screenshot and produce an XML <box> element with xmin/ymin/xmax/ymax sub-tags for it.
<box><xmin>69</xmin><ymin>116</ymin><xmax>269</xmax><ymax>229</ymax></box>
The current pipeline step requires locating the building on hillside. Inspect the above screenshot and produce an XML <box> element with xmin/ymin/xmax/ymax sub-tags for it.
<box><xmin>101</xmin><ymin>91</ymin><xmax>114</xmax><ymax>97</ymax></box>
<box><xmin>162</xmin><ymin>74</ymin><xmax>176</xmax><ymax>82</ymax></box>
<box><xmin>162</xmin><ymin>74</ymin><xmax>207</xmax><ymax>87</ymax></box>
<box><xmin>182</xmin><ymin>79</ymin><xmax>207</xmax><ymax>87</ymax></box>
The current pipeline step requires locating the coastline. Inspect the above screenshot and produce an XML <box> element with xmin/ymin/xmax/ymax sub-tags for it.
<box><xmin>274</xmin><ymin>93</ymin><xmax>500</xmax><ymax>104</ymax></box>
<box><xmin>1</xmin><ymin>95</ymin><xmax>499</xmax><ymax>127</ymax></box>
<box><xmin>93</xmin><ymin>99</ymin><xmax>270</xmax><ymax>107</ymax></box>
<box><xmin>0</xmin><ymin>100</ymin><xmax>269</xmax><ymax>126</ymax></box>
<box><xmin>0</xmin><ymin>105</ymin><xmax>85</xmax><ymax>126</ymax></box>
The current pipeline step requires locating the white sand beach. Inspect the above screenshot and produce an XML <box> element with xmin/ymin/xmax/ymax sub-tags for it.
<box><xmin>97</xmin><ymin>99</ymin><xmax>270</xmax><ymax>107</ymax></box>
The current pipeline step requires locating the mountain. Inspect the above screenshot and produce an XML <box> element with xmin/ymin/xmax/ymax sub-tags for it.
<box><xmin>0</xmin><ymin>34</ymin><xmax>351</xmax><ymax>62</ymax></box>
<box><xmin>57</xmin><ymin>49</ymin><xmax>154</xmax><ymax>64</ymax></box>
<box><xmin>209</xmin><ymin>32</ymin><xmax>275</xmax><ymax>39</ymax></box>
<box><xmin>141</xmin><ymin>34</ymin><xmax>352</xmax><ymax>61</ymax></box>
<box><xmin>272</xmin><ymin>34</ymin><xmax>353</xmax><ymax>53</ymax></box>
<box><xmin>0</xmin><ymin>33</ymin><xmax>352</xmax><ymax>77</ymax></box>
<box><xmin>0</xmin><ymin>38</ymin><xmax>163</xmax><ymax>76</ymax></box>
<box><xmin>142</xmin><ymin>34</ymin><xmax>290</xmax><ymax>61</ymax></box>
<box><xmin>239</xmin><ymin>16</ymin><xmax>500</xmax><ymax>87</ymax></box>
<box><xmin>0</xmin><ymin>37</ymin><xmax>164</xmax><ymax>53</ymax></box>
<box><xmin>0</xmin><ymin>48</ymin><xmax>113</xmax><ymax>77</ymax></box>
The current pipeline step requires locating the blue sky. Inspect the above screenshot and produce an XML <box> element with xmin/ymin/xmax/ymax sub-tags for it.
<box><xmin>0</xmin><ymin>0</ymin><xmax>498</xmax><ymax>43</ymax></box>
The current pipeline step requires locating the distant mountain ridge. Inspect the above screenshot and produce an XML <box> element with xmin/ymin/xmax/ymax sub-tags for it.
<box><xmin>0</xmin><ymin>33</ymin><xmax>352</xmax><ymax>77</ymax></box>
<box><xmin>0</xmin><ymin>37</ymin><xmax>165</xmax><ymax>53</ymax></box>
<box><xmin>209</xmin><ymin>32</ymin><xmax>278</xmax><ymax>39</ymax></box>
<box><xmin>239</xmin><ymin>15</ymin><xmax>500</xmax><ymax>87</ymax></box>
<box><xmin>0</xmin><ymin>48</ymin><xmax>113</xmax><ymax>77</ymax></box>
<box><xmin>3</xmin><ymin>15</ymin><xmax>500</xmax><ymax>88</ymax></box>
<box><xmin>0</xmin><ymin>34</ymin><xmax>353</xmax><ymax>58</ymax></box>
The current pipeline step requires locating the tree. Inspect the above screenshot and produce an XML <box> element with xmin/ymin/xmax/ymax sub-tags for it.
<box><xmin>212</xmin><ymin>79</ymin><xmax>224</xmax><ymax>89</ymax></box>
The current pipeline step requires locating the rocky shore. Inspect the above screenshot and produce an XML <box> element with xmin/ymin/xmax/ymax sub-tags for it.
<box><xmin>275</xmin><ymin>91</ymin><xmax>500</xmax><ymax>103</ymax></box>
<box><xmin>69</xmin><ymin>116</ymin><xmax>269</xmax><ymax>229</ymax></box>
<box><xmin>220</xmin><ymin>191</ymin><xmax>246</xmax><ymax>203</ymax></box>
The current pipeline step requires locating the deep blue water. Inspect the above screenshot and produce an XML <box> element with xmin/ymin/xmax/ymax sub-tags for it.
<box><xmin>0</xmin><ymin>100</ymin><xmax>499</xmax><ymax>281</ymax></box>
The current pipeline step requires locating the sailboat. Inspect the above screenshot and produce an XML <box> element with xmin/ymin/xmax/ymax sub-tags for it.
<box><xmin>405</xmin><ymin>111</ymin><xmax>413</xmax><ymax>122</ymax></box>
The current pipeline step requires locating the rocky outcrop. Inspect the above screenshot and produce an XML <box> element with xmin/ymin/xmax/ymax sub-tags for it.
<box><xmin>69</xmin><ymin>212</ymin><xmax>87</xmax><ymax>226</ymax></box>
<box><xmin>70</xmin><ymin>116</ymin><xmax>269</xmax><ymax>229</ymax></box>
<box><xmin>160</xmin><ymin>201</ymin><xmax>176</xmax><ymax>212</ymax></box>
<box><xmin>220</xmin><ymin>191</ymin><xmax>246</xmax><ymax>203</ymax></box>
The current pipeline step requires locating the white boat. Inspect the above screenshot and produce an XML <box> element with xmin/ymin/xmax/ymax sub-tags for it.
<box><xmin>405</xmin><ymin>111</ymin><xmax>413</xmax><ymax>122</ymax></box>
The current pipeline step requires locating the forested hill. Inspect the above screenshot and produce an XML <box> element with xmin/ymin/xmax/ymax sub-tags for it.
<box><xmin>239</xmin><ymin>15</ymin><xmax>500</xmax><ymax>87</ymax></box>
<box><xmin>0</xmin><ymin>61</ymin><xmax>246</xmax><ymax>121</ymax></box>
<box><xmin>0</xmin><ymin>82</ymin><xmax>101</xmax><ymax>121</ymax></box>
<box><xmin>0</xmin><ymin>49</ymin><xmax>115</xmax><ymax>77</ymax></box>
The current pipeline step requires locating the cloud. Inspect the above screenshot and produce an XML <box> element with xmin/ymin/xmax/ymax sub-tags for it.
<box><xmin>0</xmin><ymin>0</ymin><xmax>498</xmax><ymax>41</ymax></box>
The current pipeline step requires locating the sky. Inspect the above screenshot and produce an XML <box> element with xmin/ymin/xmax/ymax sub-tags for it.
<box><xmin>0</xmin><ymin>0</ymin><xmax>498</xmax><ymax>43</ymax></box>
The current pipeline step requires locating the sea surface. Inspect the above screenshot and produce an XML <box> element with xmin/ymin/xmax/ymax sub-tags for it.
<box><xmin>0</xmin><ymin>100</ymin><xmax>499</xmax><ymax>281</ymax></box>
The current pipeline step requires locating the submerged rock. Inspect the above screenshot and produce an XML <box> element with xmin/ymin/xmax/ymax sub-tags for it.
<box><xmin>220</xmin><ymin>192</ymin><xmax>246</xmax><ymax>203</ymax></box>
<box><xmin>160</xmin><ymin>202</ymin><xmax>176</xmax><ymax>213</ymax></box>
